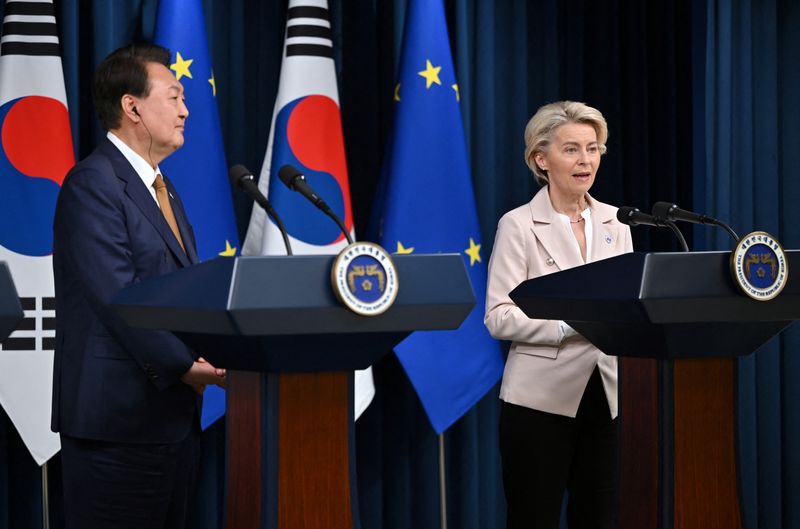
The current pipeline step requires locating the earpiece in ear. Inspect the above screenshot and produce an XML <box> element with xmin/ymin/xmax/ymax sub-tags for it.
<box><xmin>132</xmin><ymin>106</ymin><xmax>139</xmax><ymax>116</ymax></box>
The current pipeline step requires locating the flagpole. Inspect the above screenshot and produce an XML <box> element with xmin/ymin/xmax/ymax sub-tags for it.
<box><xmin>41</xmin><ymin>462</ymin><xmax>51</xmax><ymax>529</ymax></box>
<box><xmin>439</xmin><ymin>433</ymin><xmax>448</xmax><ymax>529</ymax></box>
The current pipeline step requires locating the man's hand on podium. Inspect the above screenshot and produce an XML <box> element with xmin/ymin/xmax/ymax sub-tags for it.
<box><xmin>181</xmin><ymin>357</ymin><xmax>226</xmax><ymax>395</ymax></box>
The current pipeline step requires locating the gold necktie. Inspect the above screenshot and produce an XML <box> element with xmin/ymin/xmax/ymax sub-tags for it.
<box><xmin>153</xmin><ymin>174</ymin><xmax>186</xmax><ymax>254</ymax></box>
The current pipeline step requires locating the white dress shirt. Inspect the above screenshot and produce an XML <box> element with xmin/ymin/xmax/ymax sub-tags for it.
<box><xmin>106</xmin><ymin>131</ymin><xmax>162</xmax><ymax>206</ymax></box>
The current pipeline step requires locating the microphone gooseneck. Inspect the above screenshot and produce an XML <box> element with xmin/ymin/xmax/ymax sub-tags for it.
<box><xmin>229</xmin><ymin>165</ymin><xmax>293</xmax><ymax>255</ymax></box>
<box><xmin>663</xmin><ymin>220</ymin><xmax>690</xmax><ymax>252</ymax></box>
<box><xmin>277</xmin><ymin>164</ymin><xmax>354</xmax><ymax>245</ymax></box>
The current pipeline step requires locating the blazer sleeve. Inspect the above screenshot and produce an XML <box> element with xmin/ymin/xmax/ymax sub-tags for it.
<box><xmin>622</xmin><ymin>222</ymin><xmax>634</xmax><ymax>253</ymax></box>
<box><xmin>484</xmin><ymin>212</ymin><xmax>562</xmax><ymax>346</ymax></box>
<box><xmin>55</xmin><ymin>165</ymin><xmax>195</xmax><ymax>390</ymax></box>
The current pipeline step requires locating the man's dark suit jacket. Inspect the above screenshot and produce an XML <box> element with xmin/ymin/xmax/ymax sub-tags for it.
<box><xmin>51</xmin><ymin>137</ymin><xmax>200</xmax><ymax>444</ymax></box>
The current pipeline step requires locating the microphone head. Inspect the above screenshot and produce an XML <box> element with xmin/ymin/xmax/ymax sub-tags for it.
<box><xmin>616</xmin><ymin>206</ymin><xmax>639</xmax><ymax>225</ymax></box>
<box><xmin>229</xmin><ymin>164</ymin><xmax>254</xmax><ymax>188</ymax></box>
<box><xmin>278</xmin><ymin>164</ymin><xmax>303</xmax><ymax>190</ymax></box>
<box><xmin>651</xmin><ymin>201</ymin><xmax>676</xmax><ymax>219</ymax></box>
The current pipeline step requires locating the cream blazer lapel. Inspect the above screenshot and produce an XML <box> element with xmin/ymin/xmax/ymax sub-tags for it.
<box><xmin>529</xmin><ymin>187</ymin><xmax>585</xmax><ymax>271</ymax></box>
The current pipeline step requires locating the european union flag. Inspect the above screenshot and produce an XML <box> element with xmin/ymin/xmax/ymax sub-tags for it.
<box><xmin>155</xmin><ymin>0</ymin><xmax>239</xmax><ymax>429</ymax></box>
<box><xmin>374</xmin><ymin>0</ymin><xmax>503</xmax><ymax>433</ymax></box>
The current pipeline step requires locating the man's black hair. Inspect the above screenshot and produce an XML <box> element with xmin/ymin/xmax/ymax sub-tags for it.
<box><xmin>93</xmin><ymin>43</ymin><xmax>171</xmax><ymax>130</ymax></box>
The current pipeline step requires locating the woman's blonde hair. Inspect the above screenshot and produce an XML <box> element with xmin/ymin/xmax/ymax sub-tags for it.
<box><xmin>523</xmin><ymin>101</ymin><xmax>608</xmax><ymax>186</ymax></box>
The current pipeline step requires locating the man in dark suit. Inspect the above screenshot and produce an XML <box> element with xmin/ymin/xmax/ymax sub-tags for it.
<box><xmin>51</xmin><ymin>43</ymin><xmax>225</xmax><ymax>529</ymax></box>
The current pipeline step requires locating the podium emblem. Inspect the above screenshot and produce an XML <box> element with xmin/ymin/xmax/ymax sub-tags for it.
<box><xmin>331</xmin><ymin>242</ymin><xmax>398</xmax><ymax>316</ymax></box>
<box><xmin>730</xmin><ymin>231</ymin><xmax>788</xmax><ymax>301</ymax></box>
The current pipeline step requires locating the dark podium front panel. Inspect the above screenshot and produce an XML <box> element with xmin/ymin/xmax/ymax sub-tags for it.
<box><xmin>0</xmin><ymin>262</ymin><xmax>23</xmax><ymax>341</ymax></box>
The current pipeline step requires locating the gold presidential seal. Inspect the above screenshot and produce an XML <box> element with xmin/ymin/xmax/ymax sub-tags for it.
<box><xmin>730</xmin><ymin>231</ymin><xmax>788</xmax><ymax>301</ymax></box>
<box><xmin>331</xmin><ymin>242</ymin><xmax>398</xmax><ymax>316</ymax></box>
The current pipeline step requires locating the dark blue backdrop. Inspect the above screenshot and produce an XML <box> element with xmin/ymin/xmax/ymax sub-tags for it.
<box><xmin>0</xmin><ymin>1</ymin><xmax>797</xmax><ymax>528</ymax></box>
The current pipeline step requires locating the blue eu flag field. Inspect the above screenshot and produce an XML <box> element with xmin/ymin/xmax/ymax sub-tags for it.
<box><xmin>373</xmin><ymin>0</ymin><xmax>503</xmax><ymax>433</ymax></box>
<box><xmin>155</xmin><ymin>0</ymin><xmax>239</xmax><ymax>428</ymax></box>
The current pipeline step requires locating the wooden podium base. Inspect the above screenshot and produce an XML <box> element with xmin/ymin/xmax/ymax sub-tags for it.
<box><xmin>620</xmin><ymin>357</ymin><xmax>743</xmax><ymax>529</ymax></box>
<box><xmin>619</xmin><ymin>358</ymin><xmax>660</xmax><ymax>529</ymax></box>
<box><xmin>673</xmin><ymin>358</ymin><xmax>741</xmax><ymax>529</ymax></box>
<box><xmin>226</xmin><ymin>358</ymin><xmax>742</xmax><ymax>528</ymax></box>
<box><xmin>227</xmin><ymin>371</ymin><xmax>263</xmax><ymax>529</ymax></box>
<box><xmin>226</xmin><ymin>371</ymin><xmax>355</xmax><ymax>529</ymax></box>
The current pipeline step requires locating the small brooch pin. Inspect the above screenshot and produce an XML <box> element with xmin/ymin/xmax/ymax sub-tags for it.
<box><xmin>605</xmin><ymin>236</ymin><xmax>613</xmax><ymax>244</ymax></box>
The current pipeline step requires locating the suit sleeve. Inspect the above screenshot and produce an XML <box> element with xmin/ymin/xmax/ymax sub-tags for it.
<box><xmin>484</xmin><ymin>212</ymin><xmax>562</xmax><ymax>346</ymax></box>
<box><xmin>56</xmin><ymin>166</ymin><xmax>194</xmax><ymax>391</ymax></box>
<box><xmin>623</xmin><ymin>223</ymin><xmax>634</xmax><ymax>253</ymax></box>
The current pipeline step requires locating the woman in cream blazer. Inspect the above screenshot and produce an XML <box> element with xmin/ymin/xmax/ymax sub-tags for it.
<box><xmin>485</xmin><ymin>101</ymin><xmax>632</xmax><ymax>529</ymax></box>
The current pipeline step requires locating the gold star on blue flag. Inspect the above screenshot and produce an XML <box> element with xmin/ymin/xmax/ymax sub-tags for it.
<box><xmin>369</xmin><ymin>0</ymin><xmax>503</xmax><ymax>434</ymax></box>
<box><xmin>464</xmin><ymin>237</ymin><xmax>481</xmax><ymax>265</ymax></box>
<box><xmin>155</xmin><ymin>0</ymin><xmax>240</xmax><ymax>429</ymax></box>
<box><xmin>170</xmin><ymin>51</ymin><xmax>193</xmax><ymax>80</ymax></box>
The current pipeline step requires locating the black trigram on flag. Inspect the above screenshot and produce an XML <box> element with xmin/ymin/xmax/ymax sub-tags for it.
<box><xmin>0</xmin><ymin>296</ymin><xmax>55</xmax><ymax>351</ymax></box>
<box><xmin>285</xmin><ymin>4</ymin><xmax>334</xmax><ymax>59</ymax></box>
<box><xmin>1</xmin><ymin>0</ymin><xmax>60</xmax><ymax>57</ymax></box>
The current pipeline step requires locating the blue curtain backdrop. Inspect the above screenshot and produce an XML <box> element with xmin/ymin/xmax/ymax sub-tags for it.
<box><xmin>0</xmin><ymin>0</ymin><xmax>797</xmax><ymax>528</ymax></box>
<box><xmin>700</xmin><ymin>2</ymin><xmax>800</xmax><ymax>529</ymax></box>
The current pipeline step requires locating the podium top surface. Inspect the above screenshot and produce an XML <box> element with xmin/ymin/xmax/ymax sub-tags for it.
<box><xmin>511</xmin><ymin>250</ymin><xmax>800</xmax><ymax>324</ymax></box>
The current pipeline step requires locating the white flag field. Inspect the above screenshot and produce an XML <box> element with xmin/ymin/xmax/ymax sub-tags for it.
<box><xmin>0</xmin><ymin>0</ymin><xmax>74</xmax><ymax>465</ymax></box>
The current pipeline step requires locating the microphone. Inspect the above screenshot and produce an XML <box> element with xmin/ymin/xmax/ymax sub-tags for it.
<box><xmin>651</xmin><ymin>202</ymin><xmax>739</xmax><ymax>242</ymax></box>
<box><xmin>278</xmin><ymin>165</ymin><xmax>330</xmax><ymax>211</ymax></box>
<box><xmin>651</xmin><ymin>202</ymin><xmax>714</xmax><ymax>225</ymax></box>
<box><xmin>278</xmin><ymin>164</ymin><xmax>354</xmax><ymax>245</ymax></box>
<box><xmin>617</xmin><ymin>206</ymin><xmax>667</xmax><ymax>228</ymax></box>
<box><xmin>228</xmin><ymin>165</ymin><xmax>293</xmax><ymax>255</ymax></box>
<box><xmin>617</xmin><ymin>206</ymin><xmax>689</xmax><ymax>252</ymax></box>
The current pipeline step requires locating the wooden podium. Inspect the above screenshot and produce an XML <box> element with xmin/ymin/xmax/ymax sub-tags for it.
<box><xmin>510</xmin><ymin>251</ymin><xmax>800</xmax><ymax>529</ymax></box>
<box><xmin>113</xmin><ymin>254</ymin><xmax>475</xmax><ymax>529</ymax></box>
